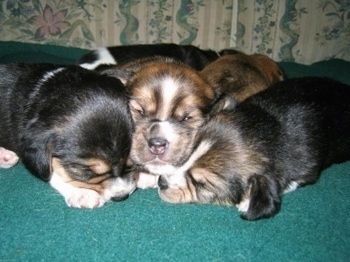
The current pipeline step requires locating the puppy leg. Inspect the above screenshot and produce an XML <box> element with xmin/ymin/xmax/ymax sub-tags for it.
<box><xmin>0</xmin><ymin>147</ymin><xmax>19</xmax><ymax>168</ymax></box>
<box><xmin>49</xmin><ymin>170</ymin><xmax>106</xmax><ymax>208</ymax></box>
<box><xmin>50</xmin><ymin>158</ymin><xmax>106</xmax><ymax>208</ymax></box>
<box><xmin>240</xmin><ymin>174</ymin><xmax>281</xmax><ymax>220</ymax></box>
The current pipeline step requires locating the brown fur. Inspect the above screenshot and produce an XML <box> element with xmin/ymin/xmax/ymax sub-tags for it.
<box><xmin>102</xmin><ymin>57</ymin><xmax>216</xmax><ymax>180</ymax></box>
<box><xmin>200</xmin><ymin>53</ymin><xmax>284</xmax><ymax>103</ymax></box>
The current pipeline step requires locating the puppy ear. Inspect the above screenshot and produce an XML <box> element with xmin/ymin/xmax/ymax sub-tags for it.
<box><xmin>22</xmin><ymin>136</ymin><xmax>56</xmax><ymax>182</ymax></box>
<box><xmin>101</xmin><ymin>68</ymin><xmax>134</xmax><ymax>85</ymax></box>
<box><xmin>240</xmin><ymin>175</ymin><xmax>281</xmax><ymax>220</ymax></box>
<box><xmin>210</xmin><ymin>94</ymin><xmax>237</xmax><ymax>116</ymax></box>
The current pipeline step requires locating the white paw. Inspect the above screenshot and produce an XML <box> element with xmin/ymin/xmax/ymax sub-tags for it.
<box><xmin>0</xmin><ymin>147</ymin><xmax>19</xmax><ymax>168</ymax></box>
<box><xmin>50</xmin><ymin>170</ymin><xmax>106</xmax><ymax>209</ymax></box>
<box><xmin>65</xmin><ymin>187</ymin><xmax>106</xmax><ymax>209</ymax></box>
<box><xmin>136</xmin><ymin>172</ymin><xmax>159</xmax><ymax>189</ymax></box>
<box><xmin>236</xmin><ymin>198</ymin><xmax>250</xmax><ymax>213</ymax></box>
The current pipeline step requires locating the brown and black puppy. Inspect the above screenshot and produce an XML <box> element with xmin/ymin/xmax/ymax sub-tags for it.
<box><xmin>200</xmin><ymin>52</ymin><xmax>284</xmax><ymax>104</ymax></box>
<box><xmin>0</xmin><ymin>63</ymin><xmax>135</xmax><ymax>208</ymax></box>
<box><xmin>157</xmin><ymin>77</ymin><xmax>350</xmax><ymax>220</ymax></box>
<box><xmin>102</xmin><ymin>57</ymin><xmax>217</xmax><ymax>187</ymax></box>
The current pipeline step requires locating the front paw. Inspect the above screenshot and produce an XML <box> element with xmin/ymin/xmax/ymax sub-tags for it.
<box><xmin>0</xmin><ymin>147</ymin><xmax>19</xmax><ymax>168</ymax></box>
<box><xmin>65</xmin><ymin>187</ymin><xmax>106</xmax><ymax>208</ymax></box>
<box><xmin>50</xmin><ymin>170</ymin><xmax>107</xmax><ymax>208</ymax></box>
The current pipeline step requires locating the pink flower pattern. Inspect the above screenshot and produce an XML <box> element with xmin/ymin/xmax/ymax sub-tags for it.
<box><xmin>31</xmin><ymin>5</ymin><xmax>69</xmax><ymax>39</ymax></box>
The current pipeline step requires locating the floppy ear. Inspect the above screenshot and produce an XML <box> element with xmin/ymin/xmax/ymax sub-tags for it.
<box><xmin>21</xmin><ymin>135</ymin><xmax>56</xmax><ymax>182</ymax></box>
<box><xmin>101</xmin><ymin>67</ymin><xmax>134</xmax><ymax>85</ymax></box>
<box><xmin>240</xmin><ymin>174</ymin><xmax>281</xmax><ymax>220</ymax></box>
<box><xmin>210</xmin><ymin>94</ymin><xmax>237</xmax><ymax>116</ymax></box>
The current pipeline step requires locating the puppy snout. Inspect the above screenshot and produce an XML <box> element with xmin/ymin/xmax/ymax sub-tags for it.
<box><xmin>158</xmin><ymin>175</ymin><xmax>168</xmax><ymax>190</ymax></box>
<box><xmin>148</xmin><ymin>137</ymin><xmax>168</xmax><ymax>155</ymax></box>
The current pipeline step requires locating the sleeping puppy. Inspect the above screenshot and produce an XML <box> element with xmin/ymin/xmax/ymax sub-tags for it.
<box><xmin>77</xmin><ymin>43</ymin><xmax>220</xmax><ymax>71</ymax></box>
<box><xmin>0</xmin><ymin>63</ymin><xmax>135</xmax><ymax>208</ymax></box>
<box><xmin>157</xmin><ymin>77</ymin><xmax>350</xmax><ymax>220</ymax></box>
<box><xmin>199</xmin><ymin>53</ymin><xmax>284</xmax><ymax>104</ymax></box>
<box><xmin>102</xmin><ymin>57</ymin><xmax>217</xmax><ymax>187</ymax></box>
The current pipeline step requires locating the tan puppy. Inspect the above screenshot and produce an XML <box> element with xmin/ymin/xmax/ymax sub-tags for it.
<box><xmin>200</xmin><ymin>53</ymin><xmax>284</xmax><ymax>103</ymax></box>
<box><xmin>102</xmin><ymin>57</ymin><xmax>217</xmax><ymax>188</ymax></box>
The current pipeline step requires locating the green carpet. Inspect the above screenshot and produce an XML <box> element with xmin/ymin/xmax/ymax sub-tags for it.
<box><xmin>0</xmin><ymin>41</ymin><xmax>349</xmax><ymax>261</ymax></box>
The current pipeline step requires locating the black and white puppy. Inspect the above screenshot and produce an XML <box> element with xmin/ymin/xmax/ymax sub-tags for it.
<box><xmin>77</xmin><ymin>43</ymin><xmax>225</xmax><ymax>71</ymax></box>
<box><xmin>157</xmin><ymin>77</ymin><xmax>350</xmax><ymax>220</ymax></box>
<box><xmin>0</xmin><ymin>63</ymin><xmax>135</xmax><ymax>208</ymax></box>
<box><xmin>102</xmin><ymin>57</ymin><xmax>217</xmax><ymax>188</ymax></box>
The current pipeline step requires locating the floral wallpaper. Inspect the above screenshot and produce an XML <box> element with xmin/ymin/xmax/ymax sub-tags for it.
<box><xmin>0</xmin><ymin>0</ymin><xmax>349</xmax><ymax>64</ymax></box>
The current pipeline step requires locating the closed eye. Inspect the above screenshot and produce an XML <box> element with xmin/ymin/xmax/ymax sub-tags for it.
<box><xmin>130</xmin><ymin>100</ymin><xmax>146</xmax><ymax>118</ymax></box>
<box><xmin>137</xmin><ymin>109</ymin><xmax>145</xmax><ymax>117</ymax></box>
<box><xmin>182</xmin><ymin>115</ymin><xmax>192</xmax><ymax>122</ymax></box>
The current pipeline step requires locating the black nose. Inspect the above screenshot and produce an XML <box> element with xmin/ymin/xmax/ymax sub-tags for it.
<box><xmin>148</xmin><ymin>137</ymin><xmax>168</xmax><ymax>155</ymax></box>
<box><xmin>158</xmin><ymin>176</ymin><xmax>168</xmax><ymax>190</ymax></box>
<box><xmin>111</xmin><ymin>194</ymin><xmax>129</xmax><ymax>202</ymax></box>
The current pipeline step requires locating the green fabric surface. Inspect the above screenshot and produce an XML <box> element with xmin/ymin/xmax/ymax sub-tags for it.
<box><xmin>0</xmin><ymin>41</ymin><xmax>349</xmax><ymax>261</ymax></box>
<box><xmin>0</xmin><ymin>41</ymin><xmax>88</xmax><ymax>65</ymax></box>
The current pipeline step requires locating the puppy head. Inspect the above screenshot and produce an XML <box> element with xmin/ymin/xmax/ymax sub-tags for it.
<box><xmin>156</xmin><ymin>112</ymin><xmax>281</xmax><ymax>220</ymax></box>
<box><xmin>47</xmin><ymin>71</ymin><xmax>135</xmax><ymax>202</ymax></box>
<box><xmin>251</xmin><ymin>54</ymin><xmax>284</xmax><ymax>83</ymax></box>
<box><xmin>103</xmin><ymin>57</ymin><xmax>216</xmax><ymax>175</ymax></box>
<box><xmin>200</xmin><ymin>53</ymin><xmax>284</xmax><ymax>103</ymax></box>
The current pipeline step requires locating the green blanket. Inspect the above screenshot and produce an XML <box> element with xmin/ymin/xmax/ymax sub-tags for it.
<box><xmin>0</xmin><ymin>41</ymin><xmax>349</xmax><ymax>261</ymax></box>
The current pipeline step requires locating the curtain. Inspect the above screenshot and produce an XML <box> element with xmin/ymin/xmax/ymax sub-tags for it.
<box><xmin>1</xmin><ymin>0</ymin><xmax>349</xmax><ymax>64</ymax></box>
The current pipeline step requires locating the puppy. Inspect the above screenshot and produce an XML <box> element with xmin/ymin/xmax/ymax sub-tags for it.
<box><xmin>0</xmin><ymin>63</ymin><xmax>135</xmax><ymax>208</ymax></box>
<box><xmin>200</xmin><ymin>53</ymin><xmax>284</xmax><ymax>104</ymax></box>
<box><xmin>77</xmin><ymin>43</ymin><xmax>220</xmax><ymax>71</ymax></box>
<box><xmin>157</xmin><ymin>77</ymin><xmax>350</xmax><ymax>220</ymax></box>
<box><xmin>102</xmin><ymin>57</ymin><xmax>217</xmax><ymax>187</ymax></box>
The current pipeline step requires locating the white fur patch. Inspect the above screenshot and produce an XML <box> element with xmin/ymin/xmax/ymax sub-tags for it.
<box><xmin>236</xmin><ymin>198</ymin><xmax>250</xmax><ymax>213</ymax></box>
<box><xmin>160</xmin><ymin>77</ymin><xmax>180</xmax><ymax>119</ymax></box>
<box><xmin>79</xmin><ymin>47</ymin><xmax>117</xmax><ymax>70</ymax></box>
<box><xmin>103</xmin><ymin>177</ymin><xmax>136</xmax><ymax>200</ymax></box>
<box><xmin>49</xmin><ymin>171</ymin><xmax>106</xmax><ymax>208</ymax></box>
<box><xmin>177</xmin><ymin>140</ymin><xmax>212</xmax><ymax>174</ymax></box>
<box><xmin>157</xmin><ymin>121</ymin><xmax>178</xmax><ymax>144</ymax></box>
<box><xmin>137</xmin><ymin>172</ymin><xmax>159</xmax><ymax>189</ymax></box>
<box><xmin>283</xmin><ymin>181</ymin><xmax>299</xmax><ymax>194</ymax></box>
<box><xmin>146</xmin><ymin>162</ymin><xmax>177</xmax><ymax>177</ymax></box>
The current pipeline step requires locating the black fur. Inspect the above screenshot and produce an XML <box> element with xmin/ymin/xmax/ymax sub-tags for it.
<box><xmin>224</xmin><ymin>77</ymin><xmax>350</xmax><ymax>219</ymax></box>
<box><xmin>0</xmin><ymin>63</ymin><xmax>133</xmax><ymax>182</ymax></box>
<box><xmin>158</xmin><ymin>77</ymin><xmax>350</xmax><ymax>220</ymax></box>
